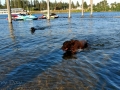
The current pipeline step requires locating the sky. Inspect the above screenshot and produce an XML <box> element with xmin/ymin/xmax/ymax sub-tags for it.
<box><xmin>1</xmin><ymin>0</ymin><xmax>120</xmax><ymax>5</ymax></box>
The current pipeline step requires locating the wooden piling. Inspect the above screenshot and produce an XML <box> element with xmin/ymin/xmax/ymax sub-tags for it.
<box><xmin>68</xmin><ymin>0</ymin><xmax>71</xmax><ymax>18</ymax></box>
<box><xmin>47</xmin><ymin>0</ymin><xmax>50</xmax><ymax>20</ymax></box>
<box><xmin>6</xmin><ymin>0</ymin><xmax>12</xmax><ymax>23</ymax></box>
<box><xmin>90</xmin><ymin>0</ymin><xmax>93</xmax><ymax>17</ymax></box>
<box><xmin>81</xmin><ymin>0</ymin><xmax>84</xmax><ymax>17</ymax></box>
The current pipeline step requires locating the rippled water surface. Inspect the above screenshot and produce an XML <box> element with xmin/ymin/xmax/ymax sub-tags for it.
<box><xmin>0</xmin><ymin>12</ymin><xmax>120</xmax><ymax>90</ymax></box>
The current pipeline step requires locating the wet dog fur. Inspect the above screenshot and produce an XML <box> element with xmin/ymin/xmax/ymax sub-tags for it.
<box><xmin>61</xmin><ymin>40</ymin><xmax>88</xmax><ymax>54</ymax></box>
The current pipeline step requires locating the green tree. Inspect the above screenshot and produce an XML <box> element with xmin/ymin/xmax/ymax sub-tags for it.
<box><xmin>83</xmin><ymin>1</ymin><xmax>88</xmax><ymax>9</ymax></box>
<box><xmin>110</xmin><ymin>2</ymin><xmax>117</xmax><ymax>11</ymax></box>
<box><xmin>53</xmin><ymin>0</ymin><xmax>57</xmax><ymax>10</ymax></box>
<box><xmin>57</xmin><ymin>1</ymin><xmax>63</xmax><ymax>10</ymax></box>
<box><xmin>4</xmin><ymin>0</ymin><xmax>7</xmax><ymax>8</ymax></box>
<box><xmin>50</xmin><ymin>2</ymin><xmax>55</xmax><ymax>10</ymax></box>
<box><xmin>116</xmin><ymin>3</ymin><xmax>120</xmax><ymax>11</ymax></box>
<box><xmin>33</xmin><ymin>0</ymin><xmax>40</xmax><ymax>10</ymax></box>
<box><xmin>18</xmin><ymin>0</ymin><xmax>22</xmax><ymax>8</ymax></box>
<box><xmin>0</xmin><ymin>0</ymin><xmax>4</xmax><ymax>8</ymax></box>
<box><xmin>71</xmin><ymin>1</ymin><xmax>75</xmax><ymax>8</ymax></box>
<box><xmin>10</xmin><ymin>0</ymin><xmax>14</xmax><ymax>8</ymax></box>
<box><xmin>94</xmin><ymin>0</ymin><xmax>109</xmax><ymax>12</ymax></box>
<box><xmin>41</xmin><ymin>0</ymin><xmax>47</xmax><ymax>10</ymax></box>
<box><xmin>76</xmin><ymin>1</ymin><xmax>80</xmax><ymax>7</ymax></box>
<box><xmin>1</xmin><ymin>0</ymin><xmax>120</xmax><ymax>12</ymax></box>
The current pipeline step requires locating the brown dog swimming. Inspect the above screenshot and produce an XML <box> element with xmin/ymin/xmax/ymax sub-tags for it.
<box><xmin>61</xmin><ymin>40</ymin><xmax>88</xmax><ymax>54</ymax></box>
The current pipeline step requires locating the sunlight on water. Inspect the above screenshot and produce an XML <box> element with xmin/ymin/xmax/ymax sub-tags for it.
<box><xmin>0</xmin><ymin>12</ymin><xmax>120</xmax><ymax>90</ymax></box>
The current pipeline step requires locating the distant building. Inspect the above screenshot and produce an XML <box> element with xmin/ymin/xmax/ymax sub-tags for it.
<box><xmin>0</xmin><ymin>8</ymin><xmax>27</xmax><ymax>14</ymax></box>
<box><xmin>76</xmin><ymin>6</ymin><xmax>82</xmax><ymax>10</ymax></box>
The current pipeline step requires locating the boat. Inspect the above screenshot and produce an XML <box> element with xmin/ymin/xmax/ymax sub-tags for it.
<box><xmin>24</xmin><ymin>15</ymin><xmax>38</xmax><ymax>20</ymax></box>
<box><xmin>11</xmin><ymin>14</ymin><xmax>38</xmax><ymax>21</ymax></box>
<box><xmin>39</xmin><ymin>13</ymin><xmax>59</xmax><ymax>19</ymax></box>
<box><xmin>39</xmin><ymin>14</ymin><xmax>46</xmax><ymax>19</ymax></box>
<box><xmin>50</xmin><ymin>13</ymin><xmax>59</xmax><ymax>18</ymax></box>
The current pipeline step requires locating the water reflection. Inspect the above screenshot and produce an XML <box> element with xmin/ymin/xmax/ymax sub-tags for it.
<box><xmin>67</xmin><ymin>18</ymin><xmax>73</xmax><ymax>37</ymax></box>
<box><xmin>8</xmin><ymin>23</ymin><xmax>15</xmax><ymax>41</ymax></box>
<box><xmin>62</xmin><ymin>51</ymin><xmax>77</xmax><ymax>60</ymax></box>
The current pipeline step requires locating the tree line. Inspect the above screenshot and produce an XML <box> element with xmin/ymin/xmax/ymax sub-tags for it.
<box><xmin>0</xmin><ymin>0</ymin><xmax>120</xmax><ymax>12</ymax></box>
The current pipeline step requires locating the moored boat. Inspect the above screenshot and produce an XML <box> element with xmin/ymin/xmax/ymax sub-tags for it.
<box><xmin>10</xmin><ymin>14</ymin><xmax>38</xmax><ymax>21</ymax></box>
<box><xmin>39</xmin><ymin>13</ymin><xmax>59</xmax><ymax>19</ymax></box>
<box><xmin>50</xmin><ymin>13</ymin><xmax>59</xmax><ymax>18</ymax></box>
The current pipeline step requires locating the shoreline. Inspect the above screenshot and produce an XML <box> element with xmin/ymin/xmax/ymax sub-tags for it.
<box><xmin>30</xmin><ymin>10</ymin><xmax>119</xmax><ymax>14</ymax></box>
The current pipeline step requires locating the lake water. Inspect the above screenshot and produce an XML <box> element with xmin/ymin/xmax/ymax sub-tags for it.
<box><xmin>0</xmin><ymin>12</ymin><xmax>120</xmax><ymax>90</ymax></box>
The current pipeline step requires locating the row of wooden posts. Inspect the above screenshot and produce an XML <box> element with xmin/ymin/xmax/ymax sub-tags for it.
<box><xmin>7</xmin><ymin>0</ymin><xmax>93</xmax><ymax>23</ymax></box>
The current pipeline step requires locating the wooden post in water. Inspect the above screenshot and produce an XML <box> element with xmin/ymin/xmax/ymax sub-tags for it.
<box><xmin>90</xmin><ymin>0</ymin><xmax>93</xmax><ymax>17</ymax></box>
<box><xmin>81</xmin><ymin>0</ymin><xmax>84</xmax><ymax>17</ymax></box>
<box><xmin>47</xmin><ymin>0</ymin><xmax>50</xmax><ymax>20</ymax></box>
<box><xmin>68</xmin><ymin>0</ymin><xmax>71</xmax><ymax>18</ymax></box>
<box><xmin>7</xmin><ymin>0</ymin><xmax>12</xmax><ymax>23</ymax></box>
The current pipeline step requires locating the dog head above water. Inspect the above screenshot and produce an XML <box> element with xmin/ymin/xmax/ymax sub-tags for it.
<box><xmin>61</xmin><ymin>40</ymin><xmax>88</xmax><ymax>54</ymax></box>
<box><xmin>61</xmin><ymin>41</ymin><xmax>72</xmax><ymax>51</ymax></box>
<box><xmin>30</xmin><ymin>27</ymin><xmax>36</xmax><ymax>34</ymax></box>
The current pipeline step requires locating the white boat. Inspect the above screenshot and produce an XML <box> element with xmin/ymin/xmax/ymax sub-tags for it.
<box><xmin>0</xmin><ymin>8</ymin><xmax>27</xmax><ymax>15</ymax></box>
<box><xmin>39</xmin><ymin>13</ymin><xmax>59</xmax><ymax>19</ymax></box>
<box><xmin>10</xmin><ymin>14</ymin><xmax>38</xmax><ymax>21</ymax></box>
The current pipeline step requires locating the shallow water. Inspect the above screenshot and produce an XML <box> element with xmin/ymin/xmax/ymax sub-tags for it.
<box><xmin>0</xmin><ymin>12</ymin><xmax>120</xmax><ymax>90</ymax></box>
